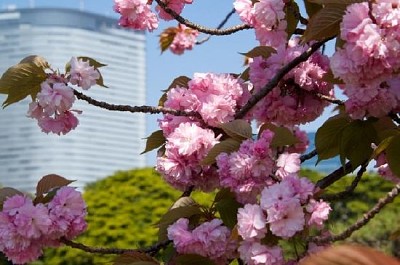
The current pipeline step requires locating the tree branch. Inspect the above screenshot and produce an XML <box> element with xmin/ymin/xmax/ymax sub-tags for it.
<box><xmin>73</xmin><ymin>90</ymin><xmax>200</xmax><ymax>118</ymax></box>
<box><xmin>315</xmin><ymin>162</ymin><xmax>354</xmax><ymax>189</ymax></box>
<box><xmin>235</xmin><ymin>37</ymin><xmax>334</xmax><ymax>119</ymax></box>
<box><xmin>196</xmin><ymin>8</ymin><xmax>237</xmax><ymax>44</ymax></box>
<box><xmin>300</xmin><ymin>149</ymin><xmax>317</xmax><ymax>163</ymax></box>
<box><xmin>154</xmin><ymin>0</ymin><xmax>251</xmax><ymax>35</ymax></box>
<box><xmin>310</xmin><ymin>182</ymin><xmax>400</xmax><ymax>244</ymax></box>
<box><xmin>311</xmin><ymin>92</ymin><xmax>344</xmax><ymax>105</ymax></box>
<box><xmin>60</xmin><ymin>238</ymin><xmax>171</xmax><ymax>256</ymax></box>
<box><xmin>320</xmin><ymin>163</ymin><xmax>367</xmax><ymax>201</ymax></box>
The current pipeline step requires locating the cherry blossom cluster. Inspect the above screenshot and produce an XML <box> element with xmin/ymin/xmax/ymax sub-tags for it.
<box><xmin>167</xmin><ymin>218</ymin><xmax>236</xmax><ymax>265</ymax></box>
<box><xmin>372</xmin><ymin>143</ymin><xmax>399</xmax><ymax>183</ymax></box>
<box><xmin>27</xmin><ymin>57</ymin><xmax>100</xmax><ymax>135</ymax></box>
<box><xmin>169</xmin><ymin>24</ymin><xmax>199</xmax><ymax>55</ymax></box>
<box><xmin>157</xmin><ymin>73</ymin><xmax>251</xmax><ymax>191</ymax></box>
<box><xmin>330</xmin><ymin>0</ymin><xmax>400</xmax><ymax>119</ymax></box>
<box><xmin>237</xmin><ymin>174</ymin><xmax>331</xmax><ymax>264</ymax></box>
<box><xmin>234</xmin><ymin>0</ymin><xmax>287</xmax><ymax>47</ymax></box>
<box><xmin>249</xmin><ymin>40</ymin><xmax>334</xmax><ymax>126</ymax></box>
<box><xmin>113</xmin><ymin>0</ymin><xmax>193</xmax><ymax>32</ymax></box>
<box><xmin>0</xmin><ymin>187</ymin><xmax>87</xmax><ymax>264</ymax></box>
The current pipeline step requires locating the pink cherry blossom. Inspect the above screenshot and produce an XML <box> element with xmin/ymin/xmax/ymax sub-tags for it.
<box><xmin>275</xmin><ymin>153</ymin><xmax>301</xmax><ymax>178</ymax></box>
<box><xmin>306</xmin><ymin>199</ymin><xmax>331</xmax><ymax>228</ymax></box>
<box><xmin>37</xmin><ymin>110</ymin><xmax>79</xmax><ymax>135</ymax></box>
<box><xmin>114</xmin><ymin>0</ymin><xmax>158</xmax><ymax>31</ymax></box>
<box><xmin>37</xmin><ymin>81</ymin><xmax>75</xmax><ymax>116</ymax></box>
<box><xmin>267</xmin><ymin>200</ymin><xmax>305</xmax><ymax>238</ymax></box>
<box><xmin>238</xmin><ymin>241</ymin><xmax>284</xmax><ymax>265</ymax></box>
<box><xmin>237</xmin><ymin>204</ymin><xmax>267</xmax><ymax>241</ymax></box>
<box><xmin>68</xmin><ymin>57</ymin><xmax>100</xmax><ymax>90</ymax></box>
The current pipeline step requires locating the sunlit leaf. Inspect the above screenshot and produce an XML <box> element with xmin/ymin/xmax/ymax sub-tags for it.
<box><xmin>303</xmin><ymin>4</ymin><xmax>347</xmax><ymax>42</ymax></box>
<box><xmin>200</xmin><ymin>138</ymin><xmax>241</xmax><ymax>165</ymax></box>
<box><xmin>220</xmin><ymin>120</ymin><xmax>252</xmax><ymax>140</ymax></box>
<box><xmin>239</xmin><ymin>46</ymin><xmax>276</xmax><ymax>59</ymax></box>
<box><xmin>170</xmin><ymin>196</ymin><xmax>197</xmax><ymax>210</ymax></box>
<box><xmin>159</xmin><ymin>27</ymin><xmax>178</xmax><ymax>53</ymax></box>
<box><xmin>315</xmin><ymin>114</ymin><xmax>351</xmax><ymax>162</ymax></box>
<box><xmin>141</xmin><ymin>130</ymin><xmax>166</xmax><ymax>154</ymax></box>
<box><xmin>303</xmin><ymin>0</ymin><xmax>322</xmax><ymax>18</ymax></box>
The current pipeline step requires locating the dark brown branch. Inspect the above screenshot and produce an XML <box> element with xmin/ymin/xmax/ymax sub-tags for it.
<box><xmin>235</xmin><ymin>37</ymin><xmax>334</xmax><ymax>119</ymax></box>
<box><xmin>389</xmin><ymin>112</ymin><xmax>400</xmax><ymax>124</ymax></box>
<box><xmin>294</xmin><ymin>28</ymin><xmax>305</xmax><ymax>35</ymax></box>
<box><xmin>315</xmin><ymin>162</ymin><xmax>354</xmax><ymax>189</ymax></box>
<box><xmin>320</xmin><ymin>163</ymin><xmax>367</xmax><ymax>201</ymax></box>
<box><xmin>196</xmin><ymin>8</ymin><xmax>237</xmax><ymax>44</ymax></box>
<box><xmin>60</xmin><ymin>238</ymin><xmax>171</xmax><ymax>256</ymax></box>
<box><xmin>300</xmin><ymin>149</ymin><xmax>317</xmax><ymax>163</ymax></box>
<box><xmin>154</xmin><ymin>0</ymin><xmax>251</xmax><ymax>35</ymax></box>
<box><xmin>310</xmin><ymin>182</ymin><xmax>400</xmax><ymax>244</ymax></box>
<box><xmin>74</xmin><ymin>90</ymin><xmax>200</xmax><ymax>118</ymax></box>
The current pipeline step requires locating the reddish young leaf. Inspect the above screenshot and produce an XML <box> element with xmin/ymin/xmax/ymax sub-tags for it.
<box><xmin>36</xmin><ymin>174</ymin><xmax>74</xmax><ymax>197</ymax></box>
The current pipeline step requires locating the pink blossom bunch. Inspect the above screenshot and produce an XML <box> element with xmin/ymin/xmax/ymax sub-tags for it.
<box><xmin>0</xmin><ymin>187</ymin><xmax>87</xmax><ymax>264</ymax></box>
<box><xmin>169</xmin><ymin>24</ymin><xmax>199</xmax><ymax>55</ymax></box>
<box><xmin>167</xmin><ymin>218</ymin><xmax>236</xmax><ymax>264</ymax></box>
<box><xmin>113</xmin><ymin>0</ymin><xmax>159</xmax><ymax>31</ymax></box>
<box><xmin>156</xmin><ymin>122</ymin><xmax>220</xmax><ymax>191</ymax></box>
<box><xmin>234</xmin><ymin>0</ymin><xmax>287</xmax><ymax>47</ymax></box>
<box><xmin>156</xmin><ymin>0</ymin><xmax>193</xmax><ymax>20</ymax></box>
<box><xmin>238</xmin><ymin>241</ymin><xmax>284</xmax><ymax>265</ymax></box>
<box><xmin>330</xmin><ymin>0</ymin><xmax>400</xmax><ymax>118</ymax></box>
<box><xmin>374</xmin><ymin>150</ymin><xmax>399</xmax><ymax>183</ymax></box>
<box><xmin>68</xmin><ymin>57</ymin><xmax>101</xmax><ymax>90</ymax></box>
<box><xmin>27</xmin><ymin>79</ymin><xmax>79</xmax><ymax>135</ymax></box>
<box><xmin>255</xmin><ymin>174</ymin><xmax>330</xmax><ymax>238</ymax></box>
<box><xmin>216</xmin><ymin>130</ymin><xmax>276</xmax><ymax>204</ymax></box>
<box><xmin>249</xmin><ymin>42</ymin><xmax>334</xmax><ymax>126</ymax></box>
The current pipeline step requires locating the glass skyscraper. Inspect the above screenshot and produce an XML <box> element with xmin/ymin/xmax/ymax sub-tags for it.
<box><xmin>0</xmin><ymin>8</ymin><xmax>146</xmax><ymax>192</ymax></box>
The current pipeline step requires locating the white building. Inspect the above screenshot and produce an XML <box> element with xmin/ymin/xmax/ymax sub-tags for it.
<box><xmin>0</xmin><ymin>8</ymin><xmax>147</xmax><ymax>192</ymax></box>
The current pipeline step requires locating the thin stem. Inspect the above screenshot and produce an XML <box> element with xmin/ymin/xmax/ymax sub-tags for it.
<box><xmin>196</xmin><ymin>9</ymin><xmax>237</xmax><ymax>44</ymax></box>
<box><xmin>320</xmin><ymin>163</ymin><xmax>367</xmax><ymax>201</ymax></box>
<box><xmin>74</xmin><ymin>89</ymin><xmax>200</xmax><ymax>118</ymax></box>
<box><xmin>154</xmin><ymin>0</ymin><xmax>251</xmax><ymax>35</ymax></box>
<box><xmin>235</xmin><ymin>37</ymin><xmax>334</xmax><ymax>119</ymax></box>
<box><xmin>60</xmin><ymin>238</ymin><xmax>171</xmax><ymax>256</ymax></box>
<box><xmin>311</xmin><ymin>92</ymin><xmax>344</xmax><ymax>105</ymax></box>
<box><xmin>310</xmin><ymin>182</ymin><xmax>400</xmax><ymax>244</ymax></box>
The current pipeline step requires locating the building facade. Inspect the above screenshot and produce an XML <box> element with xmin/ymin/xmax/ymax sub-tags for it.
<box><xmin>0</xmin><ymin>8</ymin><xmax>146</xmax><ymax>192</ymax></box>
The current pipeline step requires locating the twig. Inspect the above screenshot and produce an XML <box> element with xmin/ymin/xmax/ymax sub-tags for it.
<box><xmin>154</xmin><ymin>0</ymin><xmax>251</xmax><ymax>35</ymax></box>
<box><xmin>311</xmin><ymin>92</ymin><xmax>344</xmax><ymax>105</ymax></box>
<box><xmin>235</xmin><ymin>37</ymin><xmax>334</xmax><ymax>119</ymax></box>
<box><xmin>60</xmin><ymin>238</ymin><xmax>171</xmax><ymax>256</ymax></box>
<box><xmin>181</xmin><ymin>185</ymin><xmax>194</xmax><ymax>197</ymax></box>
<box><xmin>74</xmin><ymin>90</ymin><xmax>200</xmax><ymax>118</ymax></box>
<box><xmin>320</xmin><ymin>163</ymin><xmax>367</xmax><ymax>201</ymax></box>
<box><xmin>310</xmin><ymin>182</ymin><xmax>400</xmax><ymax>244</ymax></box>
<box><xmin>196</xmin><ymin>8</ymin><xmax>236</xmax><ymax>44</ymax></box>
<box><xmin>315</xmin><ymin>162</ymin><xmax>354</xmax><ymax>189</ymax></box>
<box><xmin>300</xmin><ymin>149</ymin><xmax>317</xmax><ymax>163</ymax></box>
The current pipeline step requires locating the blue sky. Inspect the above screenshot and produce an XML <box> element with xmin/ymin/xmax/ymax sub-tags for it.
<box><xmin>1</xmin><ymin>0</ymin><xmax>337</xmax><ymax>164</ymax></box>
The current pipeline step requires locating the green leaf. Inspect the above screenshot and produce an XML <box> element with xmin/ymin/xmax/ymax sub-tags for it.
<box><xmin>170</xmin><ymin>196</ymin><xmax>197</xmax><ymax>210</ymax></box>
<box><xmin>0</xmin><ymin>187</ymin><xmax>23</xmax><ymax>210</ymax></box>
<box><xmin>158</xmin><ymin>76</ymin><xmax>191</xmax><ymax>106</ymax></box>
<box><xmin>175</xmin><ymin>254</ymin><xmax>215</xmax><ymax>265</ymax></box>
<box><xmin>315</xmin><ymin>114</ymin><xmax>351</xmax><ymax>162</ymax></box>
<box><xmin>339</xmin><ymin>120</ymin><xmax>377</xmax><ymax>168</ymax></box>
<box><xmin>200</xmin><ymin>138</ymin><xmax>241</xmax><ymax>165</ymax></box>
<box><xmin>322</xmin><ymin>69</ymin><xmax>344</xmax><ymax>84</ymax></box>
<box><xmin>141</xmin><ymin>130</ymin><xmax>166</xmax><ymax>154</ymax></box>
<box><xmin>240</xmin><ymin>67</ymin><xmax>250</xmax><ymax>81</ymax></box>
<box><xmin>157</xmin><ymin>205</ymin><xmax>203</xmax><ymax>242</ymax></box>
<box><xmin>386</xmin><ymin>135</ymin><xmax>400</xmax><ymax>177</ymax></box>
<box><xmin>285</xmin><ymin>1</ymin><xmax>300</xmax><ymax>38</ymax></box>
<box><xmin>35</xmin><ymin>174</ymin><xmax>74</xmax><ymax>197</ymax></box>
<box><xmin>214</xmin><ymin>189</ymin><xmax>242</xmax><ymax>229</ymax></box>
<box><xmin>259</xmin><ymin>123</ymin><xmax>299</xmax><ymax>147</ymax></box>
<box><xmin>219</xmin><ymin>120</ymin><xmax>252</xmax><ymax>140</ymax></box>
<box><xmin>113</xmin><ymin>252</ymin><xmax>159</xmax><ymax>265</ymax></box>
<box><xmin>373</xmin><ymin>136</ymin><xmax>394</xmax><ymax>158</ymax></box>
<box><xmin>239</xmin><ymin>46</ymin><xmax>276</xmax><ymax>59</ymax></box>
<box><xmin>159</xmin><ymin>27</ymin><xmax>178</xmax><ymax>53</ymax></box>
<box><xmin>1</xmin><ymin>62</ymin><xmax>47</xmax><ymax>107</ymax></box>
<box><xmin>302</xmin><ymin>4</ymin><xmax>347</xmax><ymax>42</ymax></box>
<box><xmin>303</xmin><ymin>0</ymin><xmax>322</xmax><ymax>18</ymax></box>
